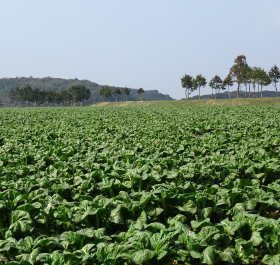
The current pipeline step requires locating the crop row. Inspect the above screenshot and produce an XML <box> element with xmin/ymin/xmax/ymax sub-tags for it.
<box><xmin>0</xmin><ymin>106</ymin><xmax>280</xmax><ymax>265</ymax></box>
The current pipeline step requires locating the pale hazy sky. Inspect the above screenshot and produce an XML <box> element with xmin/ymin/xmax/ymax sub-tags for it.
<box><xmin>1</xmin><ymin>1</ymin><xmax>280</xmax><ymax>99</ymax></box>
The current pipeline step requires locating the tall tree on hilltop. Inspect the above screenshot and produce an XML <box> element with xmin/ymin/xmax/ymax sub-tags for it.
<box><xmin>112</xmin><ymin>88</ymin><xmax>122</xmax><ymax>102</ymax></box>
<box><xmin>269</xmin><ymin>64</ymin><xmax>280</xmax><ymax>97</ymax></box>
<box><xmin>251</xmin><ymin>67</ymin><xmax>260</xmax><ymax>98</ymax></box>
<box><xmin>181</xmin><ymin>74</ymin><xmax>194</xmax><ymax>100</ymax></box>
<box><xmin>68</xmin><ymin>85</ymin><xmax>91</xmax><ymax>106</ymax></box>
<box><xmin>239</xmin><ymin>64</ymin><xmax>252</xmax><ymax>98</ymax></box>
<box><xmin>228</xmin><ymin>55</ymin><xmax>248</xmax><ymax>98</ymax></box>
<box><xmin>137</xmin><ymin>88</ymin><xmax>145</xmax><ymax>101</ymax></box>
<box><xmin>99</xmin><ymin>85</ymin><xmax>112</xmax><ymax>102</ymax></box>
<box><xmin>257</xmin><ymin>69</ymin><xmax>271</xmax><ymax>98</ymax></box>
<box><xmin>193</xmin><ymin>74</ymin><xmax>207</xmax><ymax>100</ymax></box>
<box><xmin>253</xmin><ymin>67</ymin><xmax>266</xmax><ymax>98</ymax></box>
<box><xmin>222</xmin><ymin>76</ymin><xmax>233</xmax><ymax>99</ymax></box>
<box><xmin>245</xmin><ymin>66</ymin><xmax>253</xmax><ymax>98</ymax></box>
<box><xmin>122</xmin><ymin>87</ymin><xmax>131</xmax><ymax>101</ymax></box>
<box><xmin>209</xmin><ymin>75</ymin><xmax>222</xmax><ymax>99</ymax></box>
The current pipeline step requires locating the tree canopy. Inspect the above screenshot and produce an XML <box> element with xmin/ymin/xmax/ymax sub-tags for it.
<box><xmin>269</xmin><ymin>65</ymin><xmax>280</xmax><ymax>97</ymax></box>
<box><xmin>193</xmin><ymin>74</ymin><xmax>207</xmax><ymax>100</ymax></box>
<box><xmin>137</xmin><ymin>88</ymin><xmax>145</xmax><ymax>101</ymax></box>
<box><xmin>122</xmin><ymin>87</ymin><xmax>131</xmax><ymax>101</ymax></box>
<box><xmin>181</xmin><ymin>74</ymin><xmax>194</xmax><ymax>100</ymax></box>
<box><xmin>99</xmin><ymin>85</ymin><xmax>112</xmax><ymax>102</ymax></box>
<box><xmin>209</xmin><ymin>75</ymin><xmax>223</xmax><ymax>99</ymax></box>
<box><xmin>112</xmin><ymin>88</ymin><xmax>122</xmax><ymax>102</ymax></box>
<box><xmin>180</xmin><ymin>55</ymin><xmax>279</xmax><ymax>100</ymax></box>
<box><xmin>8</xmin><ymin>85</ymin><xmax>91</xmax><ymax>107</ymax></box>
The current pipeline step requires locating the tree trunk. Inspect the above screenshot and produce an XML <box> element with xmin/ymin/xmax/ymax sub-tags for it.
<box><xmin>249</xmin><ymin>84</ymin><xmax>251</xmax><ymax>98</ymax></box>
<box><xmin>215</xmin><ymin>89</ymin><xmax>217</xmax><ymax>99</ymax></box>
<box><xmin>211</xmin><ymin>89</ymin><xmax>213</xmax><ymax>99</ymax></box>
<box><xmin>253</xmin><ymin>84</ymin><xmax>256</xmax><ymax>98</ymax></box>
<box><xmin>228</xmin><ymin>86</ymin><xmax>230</xmax><ymax>98</ymax></box>
<box><xmin>258</xmin><ymin>83</ymin><xmax>259</xmax><ymax>98</ymax></box>
<box><xmin>261</xmin><ymin>84</ymin><xmax>263</xmax><ymax>98</ymax></box>
<box><xmin>185</xmin><ymin>89</ymin><xmax>189</xmax><ymax>100</ymax></box>
<box><xmin>199</xmin><ymin>87</ymin><xmax>200</xmax><ymax>100</ymax></box>
<box><xmin>245</xmin><ymin>84</ymin><xmax>247</xmax><ymax>98</ymax></box>
<box><xmin>275</xmin><ymin>83</ymin><xmax>280</xmax><ymax>97</ymax></box>
<box><xmin>236</xmin><ymin>83</ymin><xmax>239</xmax><ymax>98</ymax></box>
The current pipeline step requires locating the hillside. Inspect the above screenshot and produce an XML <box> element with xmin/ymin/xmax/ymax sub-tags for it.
<box><xmin>94</xmin><ymin>97</ymin><xmax>280</xmax><ymax>107</ymax></box>
<box><xmin>0</xmin><ymin>77</ymin><xmax>173</xmax><ymax>106</ymax></box>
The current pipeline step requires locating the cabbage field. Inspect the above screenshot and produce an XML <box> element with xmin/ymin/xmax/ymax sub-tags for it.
<box><xmin>0</xmin><ymin>106</ymin><xmax>280</xmax><ymax>265</ymax></box>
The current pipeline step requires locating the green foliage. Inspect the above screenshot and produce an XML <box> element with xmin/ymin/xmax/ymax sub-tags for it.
<box><xmin>229</xmin><ymin>55</ymin><xmax>247</xmax><ymax>82</ymax></box>
<box><xmin>222</xmin><ymin>76</ymin><xmax>234</xmax><ymax>98</ymax></box>
<box><xmin>68</xmin><ymin>85</ymin><xmax>91</xmax><ymax>105</ymax></box>
<box><xmin>193</xmin><ymin>75</ymin><xmax>207</xmax><ymax>100</ymax></box>
<box><xmin>209</xmin><ymin>75</ymin><xmax>222</xmax><ymax>99</ymax></box>
<box><xmin>0</xmin><ymin>105</ymin><xmax>280</xmax><ymax>264</ymax></box>
<box><xmin>137</xmin><ymin>88</ymin><xmax>145</xmax><ymax>101</ymax></box>
<box><xmin>269</xmin><ymin>65</ymin><xmax>280</xmax><ymax>97</ymax></box>
<box><xmin>121</xmin><ymin>87</ymin><xmax>131</xmax><ymax>101</ymax></box>
<box><xmin>112</xmin><ymin>88</ymin><xmax>122</xmax><ymax>102</ymax></box>
<box><xmin>99</xmin><ymin>85</ymin><xmax>112</xmax><ymax>102</ymax></box>
<box><xmin>181</xmin><ymin>74</ymin><xmax>194</xmax><ymax>100</ymax></box>
<box><xmin>8</xmin><ymin>85</ymin><xmax>91</xmax><ymax>107</ymax></box>
<box><xmin>229</xmin><ymin>55</ymin><xmax>248</xmax><ymax>98</ymax></box>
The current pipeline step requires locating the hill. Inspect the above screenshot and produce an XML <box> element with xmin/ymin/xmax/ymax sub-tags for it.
<box><xmin>0</xmin><ymin>77</ymin><xmax>173</xmax><ymax>106</ymax></box>
<box><xmin>94</xmin><ymin>97</ymin><xmax>280</xmax><ymax>107</ymax></box>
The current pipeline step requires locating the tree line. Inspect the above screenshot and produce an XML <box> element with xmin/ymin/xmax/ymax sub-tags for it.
<box><xmin>181</xmin><ymin>55</ymin><xmax>280</xmax><ymax>99</ymax></box>
<box><xmin>99</xmin><ymin>86</ymin><xmax>145</xmax><ymax>102</ymax></box>
<box><xmin>8</xmin><ymin>85</ymin><xmax>91</xmax><ymax>107</ymax></box>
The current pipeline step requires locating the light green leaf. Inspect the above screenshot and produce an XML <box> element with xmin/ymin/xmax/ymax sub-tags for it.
<box><xmin>6</xmin><ymin>210</ymin><xmax>34</xmax><ymax>238</ymax></box>
<box><xmin>262</xmin><ymin>254</ymin><xmax>280</xmax><ymax>265</ymax></box>
<box><xmin>132</xmin><ymin>249</ymin><xmax>156</xmax><ymax>263</ymax></box>
<box><xmin>219</xmin><ymin>248</ymin><xmax>235</xmax><ymax>263</ymax></box>
<box><xmin>250</xmin><ymin>231</ymin><xmax>262</xmax><ymax>246</ymax></box>
<box><xmin>201</xmin><ymin>246</ymin><xmax>216</xmax><ymax>265</ymax></box>
<box><xmin>177</xmin><ymin>200</ymin><xmax>197</xmax><ymax>214</ymax></box>
<box><xmin>16</xmin><ymin>248</ymin><xmax>40</xmax><ymax>265</ymax></box>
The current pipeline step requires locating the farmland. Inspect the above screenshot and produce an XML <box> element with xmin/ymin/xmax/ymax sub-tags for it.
<box><xmin>0</xmin><ymin>106</ymin><xmax>280</xmax><ymax>265</ymax></box>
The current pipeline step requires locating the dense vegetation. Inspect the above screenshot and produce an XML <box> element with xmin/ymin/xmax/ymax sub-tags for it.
<box><xmin>0</xmin><ymin>106</ymin><xmax>279</xmax><ymax>264</ymax></box>
<box><xmin>0</xmin><ymin>77</ymin><xmax>173</xmax><ymax>107</ymax></box>
<box><xmin>8</xmin><ymin>85</ymin><xmax>91</xmax><ymax>107</ymax></box>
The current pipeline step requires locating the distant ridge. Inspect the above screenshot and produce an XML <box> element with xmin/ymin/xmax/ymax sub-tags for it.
<box><xmin>0</xmin><ymin>77</ymin><xmax>173</xmax><ymax>106</ymax></box>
